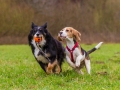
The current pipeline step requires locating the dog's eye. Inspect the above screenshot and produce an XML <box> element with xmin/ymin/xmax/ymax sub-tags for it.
<box><xmin>66</xmin><ymin>30</ymin><xmax>69</xmax><ymax>32</ymax></box>
<box><xmin>33</xmin><ymin>29</ymin><xmax>37</xmax><ymax>32</ymax></box>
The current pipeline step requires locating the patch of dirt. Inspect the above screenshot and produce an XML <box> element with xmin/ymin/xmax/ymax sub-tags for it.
<box><xmin>95</xmin><ymin>61</ymin><xmax>105</xmax><ymax>64</ymax></box>
<box><xmin>97</xmin><ymin>71</ymin><xmax>108</xmax><ymax>75</ymax></box>
<box><xmin>109</xmin><ymin>52</ymin><xmax>120</xmax><ymax>64</ymax></box>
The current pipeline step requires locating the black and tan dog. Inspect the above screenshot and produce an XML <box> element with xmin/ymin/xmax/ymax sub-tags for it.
<box><xmin>28</xmin><ymin>22</ymin><xmax>65</xmax><ymax>74</ymax></box>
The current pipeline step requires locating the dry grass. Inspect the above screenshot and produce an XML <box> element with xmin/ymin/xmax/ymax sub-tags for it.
<box><xmin>0</xmin><ymin>0</ymin><xmax>34</xmax><ymax>36</ymax></box>
<box><xmin>0</xmin><ymin>0</ymin><xmax>120</xmax><ymax>44</ymax></box>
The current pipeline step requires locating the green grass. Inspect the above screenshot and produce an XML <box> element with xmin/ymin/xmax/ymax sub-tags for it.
<box><xmin>0</xmin><ymin>44</ymin><xmax>120</xmax><ymax>90</ymax></box>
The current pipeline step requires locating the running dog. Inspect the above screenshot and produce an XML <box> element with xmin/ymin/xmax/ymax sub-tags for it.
<box><xmin>28</xmin><ymin>22</ymin><xmax>65</xmax><ymax>74</ymax></box>
<box><xmin>58</xmin><ymin>27</ymin><xmax>103</xmax><ymax>74</ymax></box>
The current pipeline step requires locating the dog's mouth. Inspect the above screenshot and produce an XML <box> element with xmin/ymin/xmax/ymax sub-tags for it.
<box><xmin>59</xmin><ymin>34</ymin><xmax>66</xmax><ymax>38</ymax></box>
<box><xmin>34</xmin><ymin>36</ymin><xmax>42</xmax><ymax>43</ymax></box>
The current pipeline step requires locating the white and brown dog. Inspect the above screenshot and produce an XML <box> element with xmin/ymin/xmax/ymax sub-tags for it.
<box><xmin>58</xmin><ymin>27</ymin><xmax>103</xmax><ymax>74</ymax></box>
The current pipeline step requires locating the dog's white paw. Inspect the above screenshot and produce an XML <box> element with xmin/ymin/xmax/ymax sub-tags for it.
<box><xmin>75</xmin><ymin>62</ymin><xmax>80</xmax><ymax>67</ymax></box>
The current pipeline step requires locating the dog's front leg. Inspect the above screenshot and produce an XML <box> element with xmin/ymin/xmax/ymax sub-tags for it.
<box><xmin>66</xmin><ymin>56</ymin><xmax>76</xmax><ymax>68</ymax></box>
<box><xmin>46</xmin><ymin>63</ymin><xmax>53</xmax><ymax>74</ymax></box>
<box><xmin>75</xmin><ymin>55</ymin><xmax>84</xmax><ymax>67</ymax></box>
<box><xmin>46</xmin><ymin>60</ymin><xmax>60</xmax><ymax>74</ymax></box>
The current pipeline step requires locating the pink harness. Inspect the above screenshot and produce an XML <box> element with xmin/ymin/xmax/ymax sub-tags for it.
<box><xmin>66</xmin><ymin>42</ymin><xmax>78</xmax><ymax>63</ymax></box>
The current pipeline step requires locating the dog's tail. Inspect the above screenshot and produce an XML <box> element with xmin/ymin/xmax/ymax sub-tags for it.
<box><xmin>87</xmin><ymin>42</ymin><xmax>103</xmax><ymax>54</ymax></box>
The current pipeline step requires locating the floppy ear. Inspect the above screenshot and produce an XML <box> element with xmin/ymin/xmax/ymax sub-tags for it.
<box><xmin>72</xmin><ymin>28</ymin><xmax>81</xmax><ymax>42</ymax></box>
<box><xmin>57</xmin><ymin>36</ymin><xmax>63</xmax><ymax>41</ymax></box>
<box><xmin>43</xmin><ymin>22</ymin><xmax>47</xmax><ymax>29</ymax></box>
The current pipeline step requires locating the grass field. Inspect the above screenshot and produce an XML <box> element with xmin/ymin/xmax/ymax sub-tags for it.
<box><xmin>0</xmin><ymin>43</ymin><xmax>120</xmax><ymax>90</ymax></box>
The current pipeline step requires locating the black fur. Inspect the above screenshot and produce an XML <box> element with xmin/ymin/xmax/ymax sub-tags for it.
<box><xmin>28</xmin><ymin>22</ymin><xmax>65</xmax><ymax>73</ymax></box>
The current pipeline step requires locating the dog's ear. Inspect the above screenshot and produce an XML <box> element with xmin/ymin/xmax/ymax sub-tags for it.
<box><xmin>72</xmin><ymin>28</ymin><xmax>81</xmax><ymax>42</ymax></box>
<box><xmin>31</xmin><ymin>22</ymin><xmax>37</xmax><ymax>29</ymax></box>
<box><xmin>42</xmin><ymin>22</ymin><xmax>48</xmax><ymax>35</ymax></box>
<box><xmin>43</xmin><ymin>22</ymin><xmax>47</xmax><ymax>29</ymax></box>
<box><xmin>31</xmin><ymin>22</ymin><xmax>35</xmax><ymax>29</ymax></box>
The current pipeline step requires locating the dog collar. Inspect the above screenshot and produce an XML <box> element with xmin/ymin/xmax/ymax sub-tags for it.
<box><xmin>66</xmin><ymin>42</ymin><xmax>79</xmax><ymax>63</ymax></box>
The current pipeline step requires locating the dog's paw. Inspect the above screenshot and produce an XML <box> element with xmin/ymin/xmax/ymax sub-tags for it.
<box><xmin>75</xmin><ymin>62</ymin><xmax>80</xmax><ymax>67</ymax></box>
<box><xmin>54</xmin><ymin>65</ymin><xmax>61</xmax><ymax>74</ymax></box>
<box><xmin>46</xmin><ymin>67</ymin><xmax>53</xmax><ymax>74</ymax></box>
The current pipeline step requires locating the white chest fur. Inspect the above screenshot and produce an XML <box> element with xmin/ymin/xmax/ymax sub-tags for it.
<box><xmin>66</xmin><ymin>48</ymin><xmax>81</xmax><ymax>61</ymax></box>
<box><xmin>65</xmin><ymin>38</ymin><xmax>85</xmax><ymax>63</ymax></box>
<box><xmin>32</xmin><ymin>40</ymin><xmax>48</xmax><ymax>63</ymax></box>
<box><xmin>34</xmin><ymin>48</ymin><xmax>48</xmax><ymax>63</ymax></box>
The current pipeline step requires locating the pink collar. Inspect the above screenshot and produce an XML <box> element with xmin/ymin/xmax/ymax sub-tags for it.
<box><xmin>66</xmin><ymin>42</ymin><xmax>79</xmax><ymax>63</ymax></box>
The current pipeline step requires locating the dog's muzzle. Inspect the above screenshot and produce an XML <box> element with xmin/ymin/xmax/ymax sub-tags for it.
<box><xmin>59</xmin><ymin>32</ymin><xmax>66</xmax><ymax>38</ymax></box>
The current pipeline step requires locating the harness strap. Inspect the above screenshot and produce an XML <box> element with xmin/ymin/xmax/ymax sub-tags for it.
<box><xmin>36</xmin><ymin>43</ymin><xmax>51</xmax><ymax>62</ymax></box>
<box><xmin>66</xmin><ymin>42</ymin><xmax>79</xmax><ymax>63</ymax></box>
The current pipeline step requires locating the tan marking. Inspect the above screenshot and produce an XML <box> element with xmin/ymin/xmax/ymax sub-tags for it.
<box><xmin>70</xmin><ymin>27</ymin><xmax>81</xmax><ymax>42</ymax></box>
<box><xmin>65</xmin><ymin>27</ymin><xmax>73</xmax><ymax>38</ymax></box>
<box><xmin>45</xmin><ymin>53</ymin><xmax>51</xmax><ymax>57</ymax></box>
<box><xmin>57</xmin><ymin>36</ymin><xmax>66</xmax><ymax>43</ymax></box>
<box><xmin>46</xmin><ymin>60</ymin><xmax>61</xmax><ymax>74</ymax></box>
<box><xmin>46</xmin><ymin>63</ymin><xmax>53</xmax><ymax>74</ymax></box>
<box><xmin>61</xmin><ymin>27</ymin><xmax>81</xmax><ymax>42</ymax></box>
<box><xmin>77</xmin><ymin>46</ymin><xmax>83</xmax><ymax>55</ymax></box>
<box><xmin>57</xmin><ymin>36</ymin><xmax>63</xmax><ymax>41</ymax></box>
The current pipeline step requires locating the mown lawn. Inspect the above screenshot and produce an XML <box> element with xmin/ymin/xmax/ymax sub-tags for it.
<box><xmin>0</xmin><ymin>43</ymin><xmax>120</xmax><ymax>90</ymax></box>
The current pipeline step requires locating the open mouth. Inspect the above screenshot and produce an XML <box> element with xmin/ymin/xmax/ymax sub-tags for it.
<box><xmin>60</xmin><ymin>35</ymin><xmax>66</xmax><ymax>38</ymax></box>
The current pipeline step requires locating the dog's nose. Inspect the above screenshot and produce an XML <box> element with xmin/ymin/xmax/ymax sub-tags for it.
<box><xmin>36</xmin><ymin>34</ymin><xmax>39</xmax><ymax>36</ymax></box>
<box><xmin>59</xmin><ymin>32</ymin><xmax>63</xmax><ymax>35</ymax></box>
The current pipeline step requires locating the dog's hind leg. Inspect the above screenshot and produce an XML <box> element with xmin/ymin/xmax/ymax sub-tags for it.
<box><xmin>53</xmin><ymin>60</ymin><xmax>61</xmax><ymax>74</ymax></box>
<box><xmin>55</xmin><ymin>64</ymin><xmax>61</xmax><ymax>74</ymax></box>
<box><xmin>85</xmin><ymin>59</ymin><xmax>91</xmax><ymax>74</ymax></box>
<box><xmin>52</xmin><ymin>64</ymin><xmax>61</xmax><ymax>74</ymax></box>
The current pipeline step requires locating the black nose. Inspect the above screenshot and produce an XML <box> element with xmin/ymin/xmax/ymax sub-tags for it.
<box><xmin>59</xmin><ymin>32</ymin><xmax>63</xmax><ymax>35</ymax></box>
<box><xmin>36</xmin><ymin>34</ymin><xmax>39</xmax><ymax>36</ymax></box>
